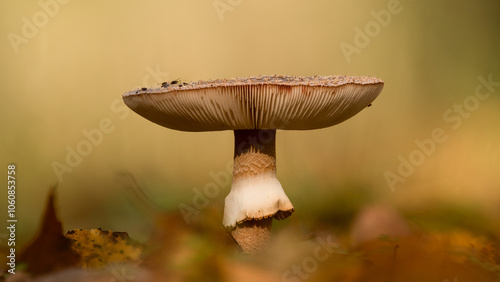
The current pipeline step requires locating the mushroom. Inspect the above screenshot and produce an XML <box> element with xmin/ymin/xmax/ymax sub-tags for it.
<box><xmin>122</xmin><ymin>75</ymin><xmax>384</xmax><ymax>254</ymax></box>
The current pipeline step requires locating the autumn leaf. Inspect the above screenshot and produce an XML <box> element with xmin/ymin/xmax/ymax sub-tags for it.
<box><xmin>18</xmin><ymin>187</ymin><xmax>80</xmax><ymax>276</ymax></box>
<box><xmin>65</xmin><ymin>228</ymin><xmax>142</xmax><ymax>268</ymax></box>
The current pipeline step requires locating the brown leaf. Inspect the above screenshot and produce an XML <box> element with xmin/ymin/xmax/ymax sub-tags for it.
<box><xmin>19</xmin><ymin>186</ymin><xmax>80</xmax><ymax>276</ymax></box>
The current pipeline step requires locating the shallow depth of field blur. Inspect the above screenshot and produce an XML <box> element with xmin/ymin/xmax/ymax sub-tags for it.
<box><xmin>1</xmin><ymin>0</ymin><xmax>500</xmax><ymax>281</ymax></box>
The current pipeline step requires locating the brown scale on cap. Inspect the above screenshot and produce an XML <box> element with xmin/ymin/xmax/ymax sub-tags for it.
<box><xmin>128</xmin><ymin>75</ymin><xmax>383</xmax><ymax>94</ymax></box>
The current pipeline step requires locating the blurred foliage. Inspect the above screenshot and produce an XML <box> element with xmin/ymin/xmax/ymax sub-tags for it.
<box><xmin>2</xmin><ymin>188</ymin><xmax>500</xmax><ymax>281</ymax></box>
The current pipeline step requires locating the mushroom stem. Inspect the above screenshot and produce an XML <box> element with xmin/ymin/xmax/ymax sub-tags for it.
<box><xmin>225</xmin><ymin>129</ymin><xmax>293</xmax><ymax>254</ymax></box>
<box><xmin>234</xmin><ymin>129</ymin><xmax>277</xmax><ymax>160</ymax></box>
<box><xmin>232</xmin><ymin>129</ymin><xmax>276</xmax><ymax>254</ymax></box>
<box><xmin>231</xmin><ymin>218</ymin><xmax>273</xmax><ymax>255</ymax></box>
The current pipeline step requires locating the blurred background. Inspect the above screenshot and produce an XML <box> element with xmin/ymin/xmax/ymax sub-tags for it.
<box><xmin>1</xmin><ymin>0</ymin><xmax>499</xmax><ymax>280</ymax></box>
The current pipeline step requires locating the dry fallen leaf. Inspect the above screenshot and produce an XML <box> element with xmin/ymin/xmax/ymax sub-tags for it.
<box><xmin>18</xmin><ymin>187</ymin><xmax>80</xmax><ymax>276</ymax></box>
<box><xmin>65</xmin><ymin>228</ymin><xmax>142</xmax><ymax>269</ymax></box>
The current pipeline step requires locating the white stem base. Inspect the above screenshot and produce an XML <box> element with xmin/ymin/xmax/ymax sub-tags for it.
<box><xmin>223</xmin><ymin>171</ymin><xmax>293</xmax><ymax>228</ymax></box>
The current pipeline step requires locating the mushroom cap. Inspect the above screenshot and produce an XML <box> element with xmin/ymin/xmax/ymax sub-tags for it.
<box><xmin>123</xmin><ymin>75</ymin><xmax>384</xmax><ymax>132</ymax></box>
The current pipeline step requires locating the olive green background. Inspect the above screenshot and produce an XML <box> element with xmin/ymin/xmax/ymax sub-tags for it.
<box><xmin>1</xmin><ymin>0</ymin><xmax>499</xmax><ymax>246</ymax></box>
